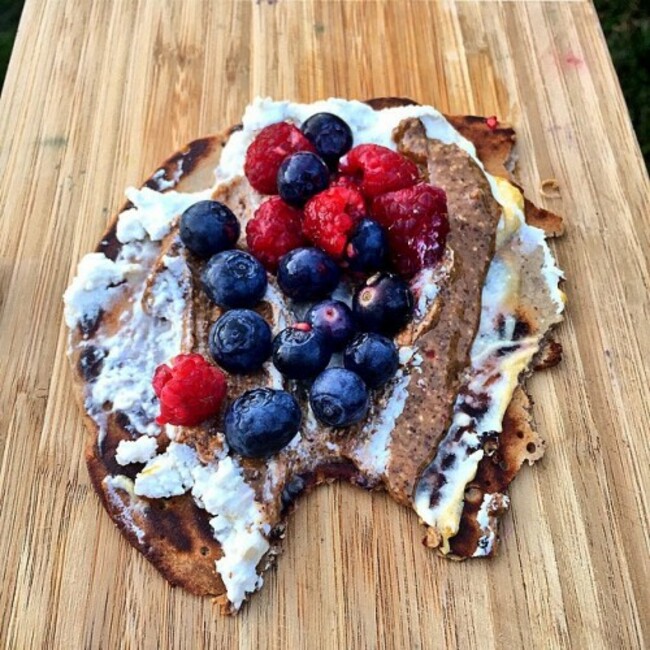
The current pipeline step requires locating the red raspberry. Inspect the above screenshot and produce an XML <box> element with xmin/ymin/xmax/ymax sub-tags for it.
<box><xmin>153</xmin><ymin>354</ymin><xmax>227</xmax><ymax>426</ymax></box>
<box><xmin>485</xmin><ymin>115</ymin><xmax>499</xmax><ymax>130</ymax></box>
<box><xmin>246</xmin><ymin>197</ymin><xmax>306</xmax><ymax>271</ymax></box>
<box><xmin>303</xmin><ymin>187</ymin><xmax>366</xmax><ymax>258</ymax></box>
<box><xmin>339</xmin><ymin>144</ymin><xmax>419</xmax><ymax>198</ymax></box>
<box><xmin>371</xmin><ymin>183</ymin><xmax>449</xmax><ymax>277</ymax></box>
<box><xmin>330</xmin><ymin>174</ymin><xmax>361</xmax><ymax>191</ymax></box>
<box><xmin>244</xmin><ymin>123</ymin><xmax>315</xmax><ymax>195</ymax></box>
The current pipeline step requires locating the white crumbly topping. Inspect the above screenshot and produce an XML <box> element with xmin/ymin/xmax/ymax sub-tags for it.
<box><xmin>218</xmin><ymin>98</ymin><xmax>475</xmax><ymax>183</ymax></box>
<box><xmin>150</xmin><ymin>160</ymin><xmax>184</xmax><ymax>191</ymax></box>
<box><xmin>133</xmin><ymin>444</ymin><xmax>270</xmax><ymax>610</ymax></box>
<box><xmin>63</xmin><ymin>253</ymin><xmax>139</xmax><ymax>328</ymax></box>
<box><xmin>103</xmin><ymin>475</ymin><xmax>146</xmax><ymax>542</ymax></box>
<box><xmin>411</xmin><ymin>268</ymin><xmax>441</xmax><ymax>319</ymax></box>
<box><xmin>134</xmin><ymin>442</ymin><xmax>198</xmax><ymax>498</ymax></box>
<box><xmin>192</xmin><ymin>458</ymin><xmax>271</xmax><ymax>610</ymax></box>
<box><xmin>398</xmin><ymin>346</ymin><xmax>416</xmax><ymax>365</ymax></box>
<box><xmin>352</xmin><ymin>370</ymin><xmax>411</xmax><ymax>476</ymax></box>
<box><xmin>83</xmin><ymin>247</ymin><xmax>190</xmax><ymax>442</ymax></box>
<box><xmin>65</xmin><ymin>97</ymin><xmax>566</xmax><ymax>607</ymax></box>
<box><xmin>115</xmin><ymin>436</ymin><xmax>158</xmax><ymax>466</ymax></box>
<box><xmin>473</xmin><ymin>493</ymin><xmax>510</xmax><ymax>557</ymax></box>
<box><xmin>117</xmin><ymin>186</ymin><xmax>211</xmax><ymax>243</ymax></box>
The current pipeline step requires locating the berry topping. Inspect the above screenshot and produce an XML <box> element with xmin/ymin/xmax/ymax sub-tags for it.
<box><xmin>344</xmin><ymin>217</ymin><xmax>388</xmax><ymax>274</ymax></box>
<box><xmin>277</xmin><ymin>247</ymin><xmax>340</xmax><ymax>302</ymax></box>
<box><xmin>201</xmin><ymin>250</ymin><xmax>267</xmax><ymax>309</ymax></box>
<box><xmin>305</xmin><ymin>299</ymin><xmax>355</xmax><ymax>351</ymax></box>
<box><xmin>371</xmin><ymin>183</ymin><xmax>449</xmax><ymax>276</ymax></box>
<box><xmin>339</xmin><ymin>144</ymin><xmax>419</xmax><ymax>198</ymax></box>
<box><xmin>246</xmin><ymin>197</ymin><xmax>306</xmax><ymax>271</ymax></box>
<box><xmin>303</xmin><ymin>186</ymin><xmax>366</xmax><ymax>258</ymax></box>
<box><xmin>352</xmin><ymin>273</ymin><xmax>414</xmax><ymax>336</ymax></box>
<box><xmin>277</xmin><ymin>152</ymin><xmax>330</xmax><ymax>207</ymax></box>
<box><xmin>486</xmin><ymin>115</ymin><xmax>499</xmax><ymax>130</ymax></box>
<box><xmin>224</xmin><ymin>388</ymin><xmax>301</xmax><ymax>458</ymax></box>
<box><xmin>330</xmin><ymin>174</ymin><xmax>362</xmax><ymax>191</ymax></box>
<box><xmin>208</xmin><ymin>309</ymin><xmax>272</xmax><ymax>374</ymax></box>
<box><xmin>300</xmin><ymin>112</ymin><xmax>353</xmax><ymax>169</ymax></box>
<box><xmin>343</xmin><ymin>333</ymin><xmax>399</xmax><ymax>389</ymax></box>
<box><xmin>153</xmin><ymin>354</ymin><xmax>227</xmax><ymax>426</ymax></box>
<box><xmin>309</xmin><ymin>368</ymin><xmax>369</xmax><ymax>428</ymax></box>
<box><xmin>272</xmin><ymin>324</ymin><xmax>332</xmax><ymax>380</ymax></box>
<box><xmin>244</xmin><ymin>122</ymin><xmax>315</xmax><ymax>195</ymax></box>
<box><xmin>179</xmin><ymin>201</ymin><xmax>240</xmax><ymax>259</ymax></box>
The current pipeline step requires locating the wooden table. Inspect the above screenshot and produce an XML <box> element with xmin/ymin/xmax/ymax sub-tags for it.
<box><xmin>1</xmin><ymin>1</ymin><xmax>648</xmax><ymax>648</ymax></box>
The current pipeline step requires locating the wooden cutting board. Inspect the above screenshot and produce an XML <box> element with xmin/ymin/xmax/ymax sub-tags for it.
<box><xmin>0</xmin><ymin>1</ymin><xmax>648</xmax><ymax>648</ymax></box>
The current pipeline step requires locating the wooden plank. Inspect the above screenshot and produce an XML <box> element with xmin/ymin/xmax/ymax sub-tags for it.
<box><xmin>0</xmin><ymin>1</ymin><xmax>648</xmax><ymax>648</ymax></box>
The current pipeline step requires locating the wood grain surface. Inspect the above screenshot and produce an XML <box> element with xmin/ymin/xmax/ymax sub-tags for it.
<box><xmin>1</xmin><ymin>1</ymin><xmax>648</xmax><ymax>648</ymax></box>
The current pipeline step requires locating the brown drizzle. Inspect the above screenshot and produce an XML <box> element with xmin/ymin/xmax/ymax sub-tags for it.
<box><xmin>385</xmin><ymin>122</ymin><xmax>503</xmax><ymax>504</ymax></box>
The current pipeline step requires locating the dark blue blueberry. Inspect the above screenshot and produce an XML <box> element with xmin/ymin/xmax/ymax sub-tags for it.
<box><xmin>305</xmin><ymin>300</ymin><xmax>355</xmax><ymax>351</ymax></box>
<box><xmin>345</xmin><ymin>218</ymin><xmax>388</xmax><ymax>274</ymax></box>
<box><xmin>208</xmin><ymin>309</ymin><xmax>272</xmax><ymax>374</ymax></box>
<box><xmin>201</xmin><ymin>250</ymin><xmax>267</xmax><ymax>309</ymax></box>
<box><xmin>179</xmin><ymin>200</ymin><xmax>240</xmax><ymax>259</ymax></box>
<box><xmin>277</xmin><ymin>152</ymin><xmax>330</xmax><ymax>207</ymax></box>
<box><xmin>272</xmin><ymin>324</ymin><xmax>332</xmax><ymax>380</ymax></box>
<box><xmin>309</xmin><ymin>368</ymin><xmax>369</xmax><ymax>428</ymax></box>
<box><xmin>277</xmin><ymin>247</ymin><xmax>340</xmax><ymax>302</ymax></box>
<box><xmin>224</xmin><ymin>388</ymin><xmax>301</xmax><ymax>457</ymax></box>
<box><xmin>352</xmin><ymin>273</ymin><xmax>414</xmax><ymax>336</ymax></box>
<box><xmin>300</xmin><ymin>112</ymin><xmax>353</xmax><ymax>169</ymax></box>
<box><xmin>343</xmin><ymin>333</ymin><xmax>399</xmax><ymax>389</ymax></box>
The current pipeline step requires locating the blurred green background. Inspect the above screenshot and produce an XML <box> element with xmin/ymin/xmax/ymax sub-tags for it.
<box><xmin>0</xmin><ymin>0</ymin><xmax>648</xmax><ymax>166</ymax></box>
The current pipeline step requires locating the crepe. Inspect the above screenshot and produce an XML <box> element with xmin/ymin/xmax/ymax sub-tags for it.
<box><xmin>64</xmin><ymin>97</ymin><xmax>565</xmax><ymax>612</ymax></box>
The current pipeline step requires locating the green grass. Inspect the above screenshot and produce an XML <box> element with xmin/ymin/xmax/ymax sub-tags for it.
<box><xmin>0</xmin><ymin>1</ymin><xmax>647</xmax><ymax>165</ymax></box>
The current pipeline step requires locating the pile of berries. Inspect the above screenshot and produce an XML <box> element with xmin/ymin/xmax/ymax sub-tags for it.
<box><xmin>152</xmin><ymin>112</ymin><xmax>451</xmax><ymax>460</ymax></box>
<box><xmin>244</xmin><ymin>115</ymin><xmax>449</xmax><ymax>276</ymax></box>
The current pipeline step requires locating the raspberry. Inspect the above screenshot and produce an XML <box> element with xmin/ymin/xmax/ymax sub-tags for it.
<box><xmin>339</xmin><ymin>144</ymin><xmax>419</xmax><ymax>198</ymax></box>
<box><xmin>371</xmin><ymin>183</ymin><xmax>449</xmax><ymax>277</ymax></box>
<box><xmin>246</xmin><ymin>197</ymin><xmax>306</xmax><ymax>271</ymax></box>
<box><xmin>330</xmin><ymin>174</ymin><xmax>361</xmax><ymax>191</ymax></box>
<box><xmin>244</xmin><ymin>123</ymin><xmax>315</xmax><ymax>195</ymax></box>
<box><xmin>153</xmin><ymin>354</ymin><xmax>227</xmax><ymax>426</ymax></box>
<box><xmin>330</xmin><ymin>174</ymin><xmax>370</xmax><ymax>212</ymax></box>
<box><xmin>486</xmin><ymin>115</ymin><xmax>499</xmax><ymax>130</ymax></box>
<box><xmin>303</xmin><ymin>187</ymin><xmax>366</xmax><ymax>258</ymax></box>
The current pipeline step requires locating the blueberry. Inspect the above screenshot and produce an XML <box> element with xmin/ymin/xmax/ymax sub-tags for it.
<box><xmin>272</xmin><ymin>324</ymin><xmax>332</xmax><ymax>380</ymax></box>
<box><xmin>305</xmin><ymin>300</ymin><xmax>355</xmax><ymax>351</ymax></box>
<box><xmin>208</xmin><ymin>309</ymin><xmax>272</xmax><ymax>374</ymax></box>
<box><xmin>301</xmin><ymin>113</ymin><xmax>353</xmax><ymax>169</ymax></box>
<box><xmin>353</xmin><ymin>273</ymin><xmax>414</xmax><ymax>336</ymax></box>
<box><xmin>309</xmin><ymin>368</ymin><xmax>369</xmax><ymax>428</ymax></box>
<box><xmin>277</xmin><ymin>247</ymin><xmax>340</xmax><ymax>302</ymax></box>
<box><xmin>179</xmin><ymin>200</ymin><xmax>240</xmax><ymax>259</ymax></box>
<box><xmin>225</xmin><ymin>388</ymin><xmax>301</xmax><ymax>457</ymax></box>
<box><xmin>345</xmin><ymin>218</ymin><xmax>388</xmax><ymax>274</ymax></box>
<box><xmin>201</xmin><ymin>250</ymin><xmax>267</xmax><ymax>309</ymax></box>
<box><xmin>343</xmin><ymin>333</ymin><xmax>399</xmax><ymax>389</ymax></box>
<box><xmin>277</xmin><ymin>152</ymin><xmax>330</xmax><ymax>207</ymax></box>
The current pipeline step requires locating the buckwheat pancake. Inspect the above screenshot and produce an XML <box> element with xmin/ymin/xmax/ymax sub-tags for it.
<box><xmin>64</xmin><ymin>97</ymin><xmax>565</xmax><ymax>613</ymax></box>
